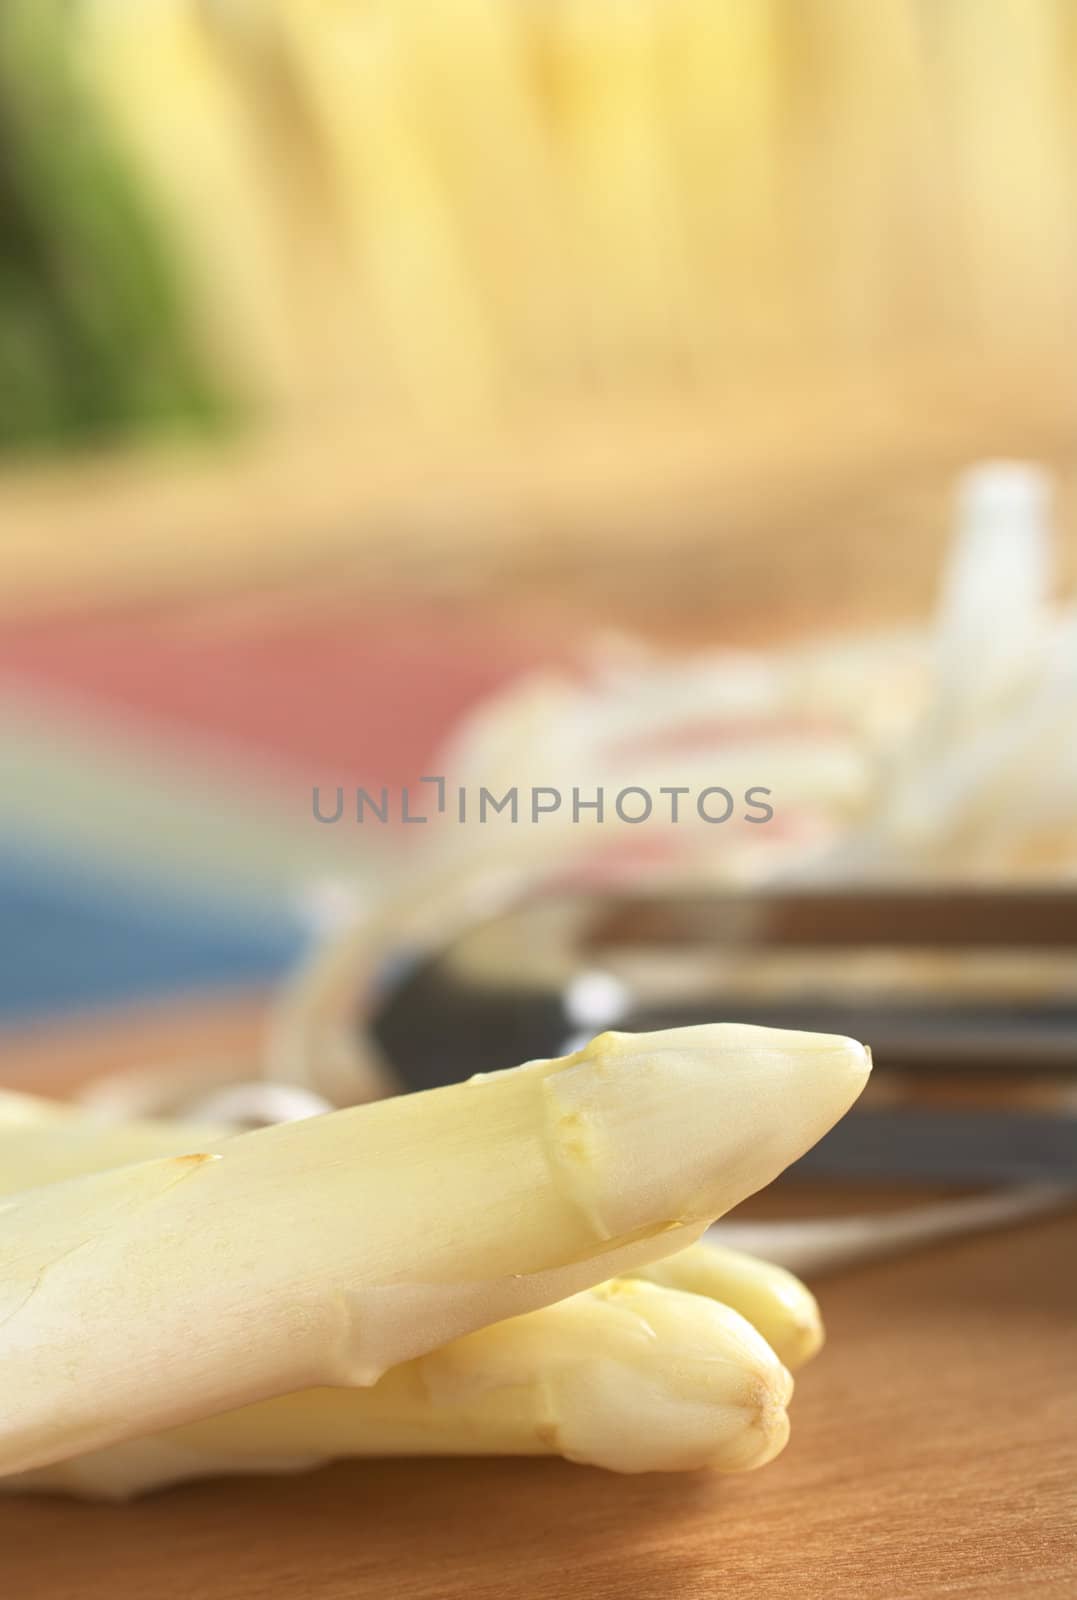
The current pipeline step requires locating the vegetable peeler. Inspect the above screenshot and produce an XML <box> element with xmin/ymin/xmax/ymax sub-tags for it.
<box><xmin>370</xmin><ymin>886</ymin><xmax>1077</xmax><ymax>1185</ymax></box>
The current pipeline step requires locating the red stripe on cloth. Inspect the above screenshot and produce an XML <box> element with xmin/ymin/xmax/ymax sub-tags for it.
<box><xmin>0</xmin><ymin>599</ymin><xmax>555</xmax><ymax>788</ymax></box>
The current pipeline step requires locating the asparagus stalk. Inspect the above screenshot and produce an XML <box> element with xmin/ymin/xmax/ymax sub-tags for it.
<box><xmin>0</xmin><ymin>1093</ymin><xmax>824</xmax><ymax>1369</ymax></box>
<box><xmin>628</xmin><ymin>1241</ymin><xmax>823</xmax><ymax>1370</ymax></box>
<box><xmin>5</xmin><ymin>1278</ymin><xmax>793</xmax><ymax>1498</ymax></box>
<box><xmin>0</xmin><ymin>1088</ymin><xmax>228</xmax><ymax>1189</ymax></box>
<box><xmin>0</xmin><ymin>1089</ymin><xmax>70</xmax><ymax>1128</ymax></box>
<box><xmin>0</xmin><ymin>1024</ymin><xmax>869</xmax><ymax>1477</ymax></box>
<box><xmin>0</xmin><ymin>1080</ymin><xmax>822</xmax><ymax>1495</ymax></box>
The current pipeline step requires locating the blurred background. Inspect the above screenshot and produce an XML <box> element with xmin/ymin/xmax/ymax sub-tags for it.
<box><xmin>2</xmin><ymin>0</ymin><xmax>1077</xmax><ymax>1075</ymax></box>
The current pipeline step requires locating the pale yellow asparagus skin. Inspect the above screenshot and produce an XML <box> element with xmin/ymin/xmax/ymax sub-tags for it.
<box><xmin>629</xmin><ymin>1240</ymin><xmax>824</xmax><ymax>1370</ymax></box>
<box><xmin>0</xmin><ymin>1098</ymin><xmax>829</xmax><ymax>1373</ymax></box>
<box><xmin>0</xmin><ymin>1090</ymin><xmax>227</xmax><ymax>1190</ymax></box>
<box><xmin>0</xmin><ymin>1024</ymin><xmax>869</xmax><ymax>1476</ymax></box>
<box><xmin>0</xmin><ymin>1102</ymin><xmax>827</xmax><ymax>1371</ymax></box>
<box><xmin>0</xmin><ymin>1089</ymin><xmax>69</xmax><ymax>1127</ymax></box>
<box><xmin>6</xmin><ymin>1279</ymin><xmax>793</xmax><ymax>1498</ymax></box>
<box><xmin>0</xmin><ymin>1080</ymin><xmax>822</xmax><ymax>1497</ymax></box>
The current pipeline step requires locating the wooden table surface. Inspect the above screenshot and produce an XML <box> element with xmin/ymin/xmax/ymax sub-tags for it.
<box><xmin>2</xmin><ymin>999</ymin><xmax>1075</xmax><ymax>1599</ymax></box>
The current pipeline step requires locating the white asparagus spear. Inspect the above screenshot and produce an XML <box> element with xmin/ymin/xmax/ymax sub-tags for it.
<box><xmin>0</xmin><ymin>1084</ymin><xmax>821</xmax><ymax>1496</ymax></box>
<box><xmin>9</xmin><ymin>1088</ymin><xmax>1064</xmax><ymax>1301</ymax></box>
<box><xmin>0</xmin><ymin>1024</ymin><xmax>869</xmax><ymax>1476</ymax></box>
<box><xmin>628</xmin><ymin>1240</ymin><xmax>823</xmax><ymax>1370</ymax></box>
<box><xmin>0</xmin><ymin>1089</ymin><xmax>228</xmax><ymax>1189</ymax></box>
<box><xmin>5</xmin><ymin>1279</ymin><xmax>793</xmax><ymax>1498</ymax></box>
<box><xmin>0</xmin><ymin>1089</ymin><xmax>68</xmax><ymax>1127</ymax></box>
<box><xmin>0</xmin><ymin>1095</ymin><xmax>824</xmax><ymax>1370</ymax></box>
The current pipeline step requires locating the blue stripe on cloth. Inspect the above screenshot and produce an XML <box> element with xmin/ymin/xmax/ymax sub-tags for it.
<box><xmin>0</xmin><ymin>846</ymin><xmax>307</xmax><ymax>1023</ymax></box>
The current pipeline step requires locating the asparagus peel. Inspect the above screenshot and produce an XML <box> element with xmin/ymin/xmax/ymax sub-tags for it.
<box><xmin>0</xmin><ymin>1024</ymin><xmax>869</xmax><ymax>1479</ymax></box>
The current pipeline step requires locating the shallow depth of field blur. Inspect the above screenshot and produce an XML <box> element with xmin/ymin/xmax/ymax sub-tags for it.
<box><xmin>1</xmin><ymin>0</ymin><xmax>1076</xmax><ymax>1044</ymax></box>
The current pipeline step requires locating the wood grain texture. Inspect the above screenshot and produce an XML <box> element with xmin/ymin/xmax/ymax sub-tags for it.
<box><xmin>2</xmin><ymin>1015</ymin><xmax>1075</xmax><ymax>1599</ymax></box>
<box><xmin>3</xmin><ymin>1213</ymin><xmax>1075</xmax><ymax>1599</ymax></box>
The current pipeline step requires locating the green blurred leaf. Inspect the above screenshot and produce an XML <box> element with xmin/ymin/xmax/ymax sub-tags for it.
<box><xmin>0</xmin><ymin>0</ymin><xmax>231</xmax><ymax>455</ymax></box>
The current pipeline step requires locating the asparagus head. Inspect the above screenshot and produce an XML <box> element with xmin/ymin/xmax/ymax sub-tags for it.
<box><xmin>0</xmin><ymin>1024</ymin><xmax>869</xmax><ymax>1476</ymax></box>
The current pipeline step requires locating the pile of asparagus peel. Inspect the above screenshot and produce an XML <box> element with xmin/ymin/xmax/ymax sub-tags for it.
<box><xmin>0</xmin><ymin>1023</ymin><xmax>870</xmax><ymax>1497</ymax></box>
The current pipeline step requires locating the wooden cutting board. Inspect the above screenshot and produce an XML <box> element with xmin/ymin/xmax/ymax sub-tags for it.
<box><xmin>2</xmin><ymin>999</ymin><xmax>1076</xmax><ymax>1599</ymax></box>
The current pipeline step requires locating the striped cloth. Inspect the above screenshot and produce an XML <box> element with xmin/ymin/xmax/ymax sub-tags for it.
<box><xmin>0</xmin><ymin>593</ymin><xmax>544</xmax><ymax>1023</ymax></box>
